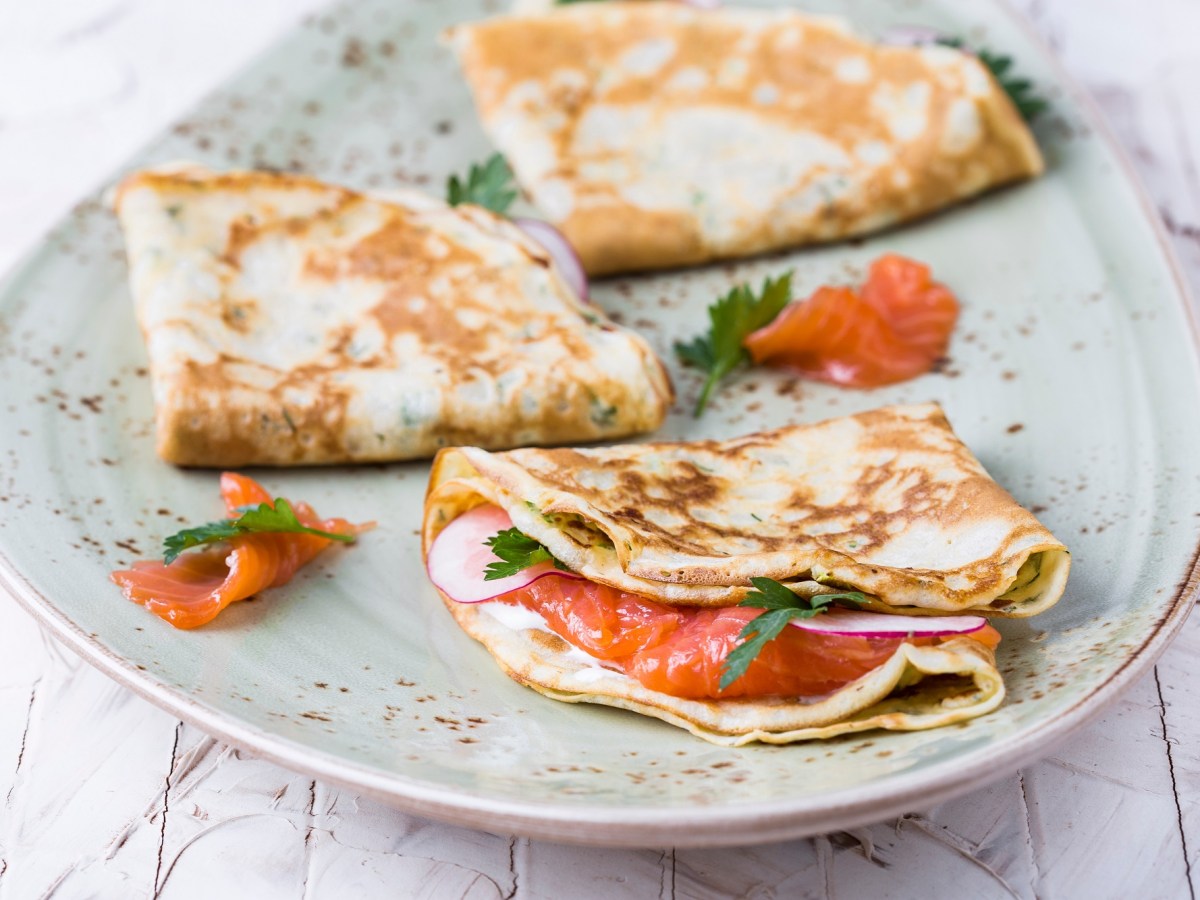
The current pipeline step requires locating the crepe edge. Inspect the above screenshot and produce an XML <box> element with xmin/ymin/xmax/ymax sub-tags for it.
<box><xmin>525</xmin><ymin>639</ymin><xmax>1006</xmax><ymax>747</ymax></box>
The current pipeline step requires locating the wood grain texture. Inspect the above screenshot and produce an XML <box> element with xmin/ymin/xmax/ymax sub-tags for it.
<box><xmin>0</xmin><ymin>0</ymin><xmax>1198</xmax><ymax>897</ymax></box>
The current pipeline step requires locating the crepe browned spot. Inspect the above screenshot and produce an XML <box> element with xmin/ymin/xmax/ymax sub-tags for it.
<box><xmin>111</xmin><ymin>164</ymin><xmax>671</xmax><ymax>466</ymax></box>
<box><xmin>449</xmin><ymin>3</ymin><xmax>1043</xmax><ymax>275</ymax></box>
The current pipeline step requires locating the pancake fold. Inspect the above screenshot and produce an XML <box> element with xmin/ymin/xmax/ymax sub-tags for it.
<box><xmin>426</xmin><ymin>403</ymin><xmax>1070</xmax><ymax>617</ymax></box>
<box><xmin>450</xmin><ymin>2</ymin><xmax>1044</xmax><ymax>274</ymax></box>
<box><xmin>113</xmin><ymin>163</ymin><xmax>671</xmax><ymax>467</ymax></box>
<box><xmin>422</xmin><ymin>403</ymin><xmax>1068</xmax><ymax>744</ymax></box>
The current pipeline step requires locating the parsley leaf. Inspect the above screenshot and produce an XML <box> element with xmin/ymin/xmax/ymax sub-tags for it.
<box><xmin>483</xmin><ymin>528</ymin><xmax>568</xmax><ymax>581</ymax></box>
<box><xmin>673</xmin><ymin>272</ymin><xmax>793</xmax><ymax>417</ymax></box>
<box><xmin>939</xmin><ymin>38</ymin><xmax>1048</xmax><ymax>122</ymax></box>
<box><xmin>718</xmin><ymin>577</ymin><xmax>867</xmax><ymax>691</ymax></box>
<box><xmin>163</xmin><ymin>498</ymin><xmax>354</xmax><ymax>565</ymax></box>
<box><xmin>447</xmin><ymin>153</ymin><xmax>519</xmax><ymax>215</ymax></box>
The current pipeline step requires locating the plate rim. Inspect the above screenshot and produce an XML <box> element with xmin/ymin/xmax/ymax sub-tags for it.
<box><xmin>1</xmin><ymin>0</ymin><xmax>1199</xmax><ymax>848</ymax></box>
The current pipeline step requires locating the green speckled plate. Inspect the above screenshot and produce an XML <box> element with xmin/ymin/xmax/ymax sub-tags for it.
<box><xmin>1</xmin><ymin>0</ymin><xmax>1198</xmax><ymax>847</ymax></box>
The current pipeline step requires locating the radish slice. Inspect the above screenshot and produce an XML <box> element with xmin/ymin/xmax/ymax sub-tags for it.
<box><xmin>513</xmin><ymin>217</ymin><xmax>590</xmax><ymax>303</ymax></box>
<box><xmin>679</xmin><ymin>0</ymin><xmax>721</xmax><ymax>8</ymax></box>
<box><xmin>789</xmin><ymin>608</ymin><xmax>987</xmax><ymax>639</ymax></box>
<box><xmin>427</xmin><ymin>504</ymin><xmax>581</xmax><ymax>604</ymax></box>
<box><xmin>879</xmin><ymin>25</ymin><xmax>945</xmax><ymax>47</ymax></box>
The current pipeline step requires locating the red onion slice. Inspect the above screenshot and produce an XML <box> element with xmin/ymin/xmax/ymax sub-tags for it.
<box><xmin>427</xmin><ymin>504</ymin><xmax>582</xmax><ymax>604</ymax></box>
<box><xmin>790</xmin><ymin>608</ymin><xmax>988</xmax><ymax>639</ymax></box>
<box><xmin>679</xmin><ymin>0</ymin><xmax>721</xmax><ymax>8</ymax></box>
<box><xmin>513</xmin><ymin>217</ymin><xmax>590</xmax><ymax>303</ymax></box>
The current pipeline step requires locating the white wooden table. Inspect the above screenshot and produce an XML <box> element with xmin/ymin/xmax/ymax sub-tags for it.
<box><xmin>1</xmin><ymin>1</ymin><xmax>1198</xmax><ymax>896</ymax></box>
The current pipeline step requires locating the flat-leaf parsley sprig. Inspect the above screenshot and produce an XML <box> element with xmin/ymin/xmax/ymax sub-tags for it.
<box><xmin>163</xmin><ymin>499</ymin><xmax>354</xmax><ymax>565</ymax></box>
<box><xmin>447</xmin><ymin>153</ymin><xmax>519</xmax><ymax>215</ymax></box>
<box><xmin>719</xmin><ymin>578</ymin><xmax>867</xmax><ymax>691</ymax></box>
<box><xmin>674</xmin><ymin>272</ymin><xmax>793</xmax><ymax>417</ymax></box>
<box><xmin>483</xmin><ymin>528</ymin><xmax>569</xmax><ymax>581</ymax></box>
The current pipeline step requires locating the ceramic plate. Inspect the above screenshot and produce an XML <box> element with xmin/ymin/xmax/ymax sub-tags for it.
<box><xmin>1</xmin><ymin>0</ymin><xmax>1198</xmax><ymax>848</ymax></box>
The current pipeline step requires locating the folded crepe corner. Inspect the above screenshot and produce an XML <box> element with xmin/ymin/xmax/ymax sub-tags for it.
<box><xmin>450</xmin><ymin>3</ymin><xmax>1045</xmax><ymax>275</ymax></box>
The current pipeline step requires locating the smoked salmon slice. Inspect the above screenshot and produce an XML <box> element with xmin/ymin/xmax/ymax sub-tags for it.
<box><xmin>110</xmin><ymin>473</ymin><xmax>364</xmax><ymax>629</ymax></box>
<box><xmin>744</xmin><ymin>254</ymin><xmax>959</xmax><ymax>388</ymax></box>
<box><xmin>505</xmin><ymin>575</ymin><xmax>999</xmax><ymax>700</ymax></box>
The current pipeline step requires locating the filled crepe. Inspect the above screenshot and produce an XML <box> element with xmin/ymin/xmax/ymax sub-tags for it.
<box><xmin>449</xmin><ymin>3</ymin><xmax>1044</xmax><ymax>275</ymax></box>
<box><xmin>422</xmin><ymin>403</ymin><xmax>1068</xmax><ymax>745</ymax></box>
<box><xmin>112</xmin><ymin>163</ymin><xmax>671</xmax><ymax>467</ymax></box>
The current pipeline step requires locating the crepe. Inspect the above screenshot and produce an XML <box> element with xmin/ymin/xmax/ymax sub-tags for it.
<box><xmin>111</xmin><ymin>164</ymin><xmax>671</xmax><ymax>466</ymax></box>
<box><xmin>422</xmin><ymin>403</ymin><xmax>1047</xmax><ymax>743</ymax></box>
<box><xmin>449</xmin><ymin>3</ymin><xmax>1044</xmax><ymax>275</ymax></box>
<box><xmin>424</xmin><ymin>403</ymin><xmax>1070</xmax><ymax>616</ymax></box>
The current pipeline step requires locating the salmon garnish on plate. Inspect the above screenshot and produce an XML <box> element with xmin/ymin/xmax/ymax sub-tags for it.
<box><xmin>110</xmin><ymin>473</ymin><xmax>365</xmax><ymax>629</ymax></box>
<box><xmin>744</xmin><ymin>254</ymin><xmax>960</xmax><ymax>388</ymax></box>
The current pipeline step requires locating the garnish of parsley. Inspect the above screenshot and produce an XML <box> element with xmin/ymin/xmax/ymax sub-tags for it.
<box><xmin>674</xmin><ymin>271</ymin><xmax>793</xmax><ymax>417</ymax></box>
<box><xmin>483</xmin><ymin>528</ymin><xmax>569</xmax><ymax>581</ymax></box>
<box><xmin>447</xmin><ymin>153</ymin><xmax>519</xmax><ymax>215</ymax></box>
<box><xmin>718</xmin><ymin>577</ymin><xmax>867</xmax><ymax>691</ymax></box>
<box><xmin>939</xmin><ymin>38</ymin><xmax>1048</xmax><ymax>122</ymax></box>
<box><xmin>163</xmin><ymin>499</ymin><xmax>354</xmax><ymax>565</ymax></box>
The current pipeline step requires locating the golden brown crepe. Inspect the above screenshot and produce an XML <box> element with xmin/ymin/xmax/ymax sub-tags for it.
<box><xmin>449</xmin><ymin>3</ymin><xmax>1044</xmax><ymax>275</ymax></box>
<box><xmin>422</xmin><ymin>403</ymin><xmax>1050</xmax><ymax>744</ymax></box>
<box><xmin>111</xmin><ymin>163</ymin><xmax>672</xmax><ymax>466</ymax></box>
<box><xmin>424</xmin><ymin>403</ymin><xmax>1070</xmax><ymax>616</ymax></box>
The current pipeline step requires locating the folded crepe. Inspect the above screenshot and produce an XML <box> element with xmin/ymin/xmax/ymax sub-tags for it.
<box><xmin>112</xmin><ymin>164</ymin><xmax>672</xmax><ymax>467</ymax></box>
<box><xmin>449</xmin><ymin>3</ymin><xmax>1044</xmax><ymax>275</ymax></box>
<box><xmin>422</xmin><ymin>403</ymin><xmax>1068</xmax><ymax>744</ymax></box>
